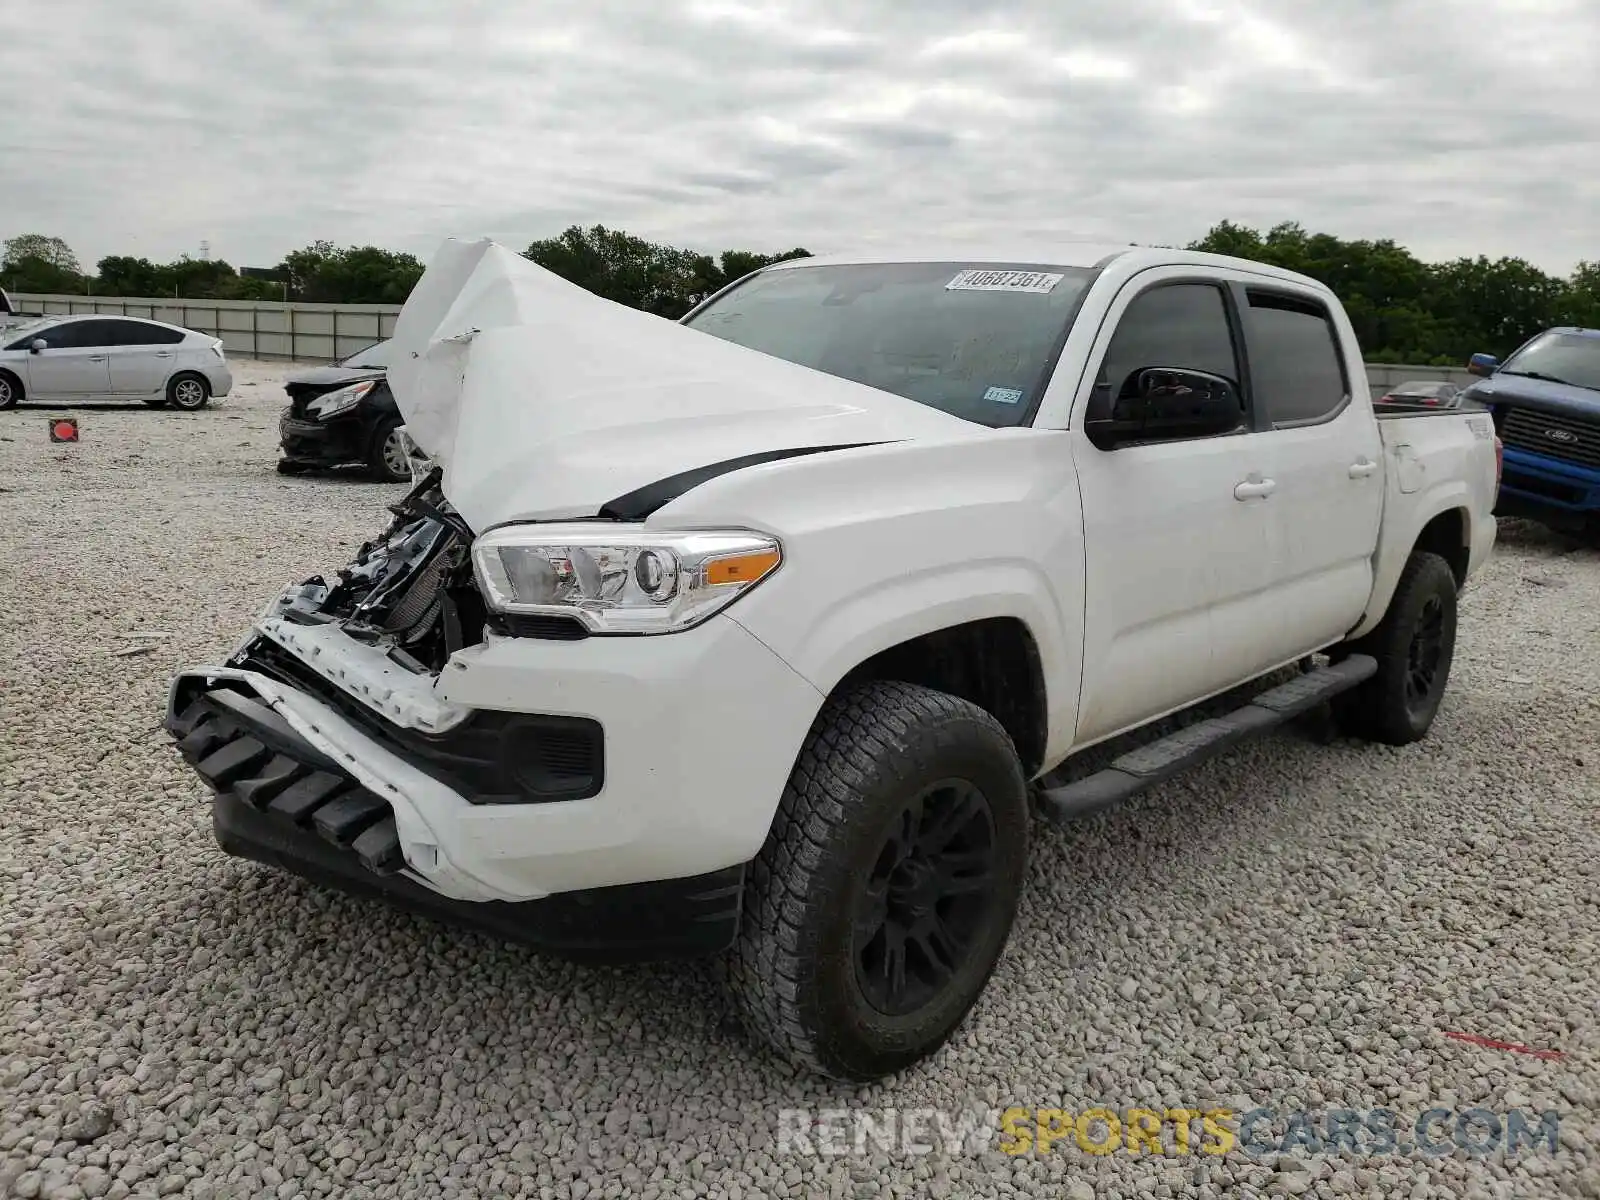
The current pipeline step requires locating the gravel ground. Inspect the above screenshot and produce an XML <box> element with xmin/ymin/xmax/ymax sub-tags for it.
<box><xmin>2</xmin><ymin>361</ymin><xmax>1598</xmax><ymax>1200</ymax></box>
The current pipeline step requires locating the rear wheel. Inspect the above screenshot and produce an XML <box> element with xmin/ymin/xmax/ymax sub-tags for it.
<box><xmin>367</xmin><ymin>417</ymin><xmax>410</xmax><ymax>482</ymax></box>
<box><xmin>1334</xmin><ymin>551</ymin><xmax>1458</xmax><ymax>745</ymax></box>
<box><xmin>167</xmin><ymin>373</ymin><xmax>210</xmax><ymax>410</ymax></box>
<box><xmin>0</xmin><ymin>370</ymin><xmax>21</xmax><ymax>410</ymax></box>
<box><xmin>727</xmin><ymin>681</ymin><xmax>1029</xmax><ymax>1080</ymax></box>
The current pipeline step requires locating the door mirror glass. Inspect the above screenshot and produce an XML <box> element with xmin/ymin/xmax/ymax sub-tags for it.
<box><xmin>1085</xmin><ymin>367</ymin><xmax>1244</xmax><ymax>449</ymax></box>
<box><xmin>1467</xmin><ymin>352</ymin><xmax>1499</xmax><ymax>377</ymax></box>
<box><xmin>29</xmin><ymin>338</ymin><xmax>47</xmax><ymax>354</ymax></box>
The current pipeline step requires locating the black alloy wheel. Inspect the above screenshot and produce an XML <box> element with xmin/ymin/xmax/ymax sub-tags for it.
<box><xmin>853</xmin><ymin>779</ymin><xmax>1000</xmax><ymax>1017</ymax></box>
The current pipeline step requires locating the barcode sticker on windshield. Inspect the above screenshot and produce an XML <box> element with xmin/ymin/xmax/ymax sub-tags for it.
<box><xmin>946</xmin><ymin>269</ymin><xmax>1064</xmax><ymax>294</ymax></box>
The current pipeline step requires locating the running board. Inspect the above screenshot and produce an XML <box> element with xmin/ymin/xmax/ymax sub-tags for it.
<box><xmin>1037</xmin><ymin>654</ymin><xmax>1377</xmax><ymax>825</ymax></box>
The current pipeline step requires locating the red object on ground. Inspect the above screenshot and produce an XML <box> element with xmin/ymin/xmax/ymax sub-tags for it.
<box><xmin>1444</xmin><ymin>1030</ymin><xmax>1563</xmax><ymax>1060</ymax></box>
<box><xmin>50</xmin><ymin>418</ymin><xmax>80</xmax><ymax>443</ymax></box>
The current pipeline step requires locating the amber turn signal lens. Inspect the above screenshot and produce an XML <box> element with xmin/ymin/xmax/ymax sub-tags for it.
<box><xmin>705</xmin><ymin>549</ymin><xmax>781</xmax><ymax>587</ymax></box>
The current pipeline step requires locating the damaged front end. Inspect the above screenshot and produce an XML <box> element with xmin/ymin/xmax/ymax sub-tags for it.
<box><xmin>162</xmin><ymin>470</ymin><xmax>744</xmax><ymax>956</ymax></box>
<box><xmin>261</xmin><ymin>466</ymin><xmax>489</xmax><ymax>681</ymax></box>
<box><xmin>180</xmin><ymin>467</ymin><xmax>605</xmax><ymax>810</ymax></box>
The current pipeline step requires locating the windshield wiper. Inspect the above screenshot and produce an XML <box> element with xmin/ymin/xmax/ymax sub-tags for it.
<box><xmin>1500</xmin><ymin>369</ymin><xmax>1592</xmax><ymax>390</ymax></box>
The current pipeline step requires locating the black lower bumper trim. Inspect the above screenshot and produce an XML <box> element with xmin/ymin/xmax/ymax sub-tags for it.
<box><xmin>233</xmin><ymin>639</ymin><xmax>606</xmax><ymax>805</ymax></box>
<box><xmin>165</xmin><ymin>679</ymin><xmax>744</xmax><ymax>962</ymax></box>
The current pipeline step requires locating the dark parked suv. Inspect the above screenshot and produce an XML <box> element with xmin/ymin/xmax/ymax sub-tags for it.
<box><xmin>277</xmin><ymin>339</ymin><xmax>409</xmax><ymax>482</ymax></box>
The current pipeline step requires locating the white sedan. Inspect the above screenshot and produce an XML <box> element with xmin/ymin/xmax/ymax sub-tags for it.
<box><xmin>0</xmin><ymin>315</ymin><xmax>234</xmax><ymax>410</ymax></box>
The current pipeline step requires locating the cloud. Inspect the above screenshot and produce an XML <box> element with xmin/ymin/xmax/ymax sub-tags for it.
<box><xmin>0</xmin><ymin>0</ymin><xmax>1595</xmax><ymax>273</ymax></box>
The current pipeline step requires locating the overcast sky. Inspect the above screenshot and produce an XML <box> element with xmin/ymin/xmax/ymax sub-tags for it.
<box><xmin>3</xmin><ymin>0</ymin><xmax>1596</xmax><ymax>274</ymax></box>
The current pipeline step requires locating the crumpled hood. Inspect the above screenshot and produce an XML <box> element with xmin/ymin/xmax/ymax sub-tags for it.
<box><xmin>385</xmin><ymin>238</ymin><xmax>983</xmax><ymax>531</ymax></box>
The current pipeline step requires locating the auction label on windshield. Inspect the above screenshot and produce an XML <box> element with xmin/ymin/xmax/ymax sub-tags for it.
<box><xmin>946</xmin><ymin>269</ymin><xmax>1064</xmax><ymax>294</ymax></box>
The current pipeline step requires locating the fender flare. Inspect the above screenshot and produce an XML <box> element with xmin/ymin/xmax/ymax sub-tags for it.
<box><xmin>745</xmin><ymin>559</ymin><xmax>1080</xmax><ymax>764</ymax></box>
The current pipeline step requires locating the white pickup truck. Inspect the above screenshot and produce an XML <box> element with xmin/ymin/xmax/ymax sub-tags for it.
<box><xmin>166</xmin><ymin>239</ymin><xmax>1500</xmax><ymax>1081</ymax></box>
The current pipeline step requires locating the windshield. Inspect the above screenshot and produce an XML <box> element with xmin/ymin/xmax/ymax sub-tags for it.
<box><xmin>684</xmin><ymin>261</ymin><xmax>1096</xmax><ymax>426</ymax></box>
<box><xmin>338</xmin><ymin>339</ymin><xmax>390</xmax><ymax>369</ymax></box>
<box><xmin>1500</xmin><ymin>332</ymin><xmax>1600</xmax><ymax>392</ymax></box>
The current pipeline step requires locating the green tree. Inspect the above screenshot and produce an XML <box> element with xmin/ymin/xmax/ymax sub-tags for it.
<box><xmin>4</xmin><ymin>234</ymin><xmax>81</xmax><ymax>273</ymax></box>
<box><xmin>1186</xmin><ymin>219</ymin><xmax>1265</xmax><ymax>261</ymax></box>
<box><xmin>523</xmin><ymin>225</ymin><xmax>703</xmax><ymax>318</ymax></box>
<box><xmin>95</xmin><ymin>255</ymin><xmax>166</xmax><ymax>296</ymax></box>
<box><xmin>1430</xmin><ymin>255</ymin><xmax>1569</xmax><ymax>359</ymax></box>
<box><xmin>94</xmin><ymin>254</ymin><xmax>266</xmax><ymax>300</ymax></box>
<box><xmin>524</xmin><ymin>226</ymin><xmax>811</xmax><ymax>318</ymax></box>
<box><xmin>2</xmin><ymin>233</ymin><xmax>85</xmax><ymax>293</ymax></box>
<box><xmin>689</xmin><ymin>247</ymin><xmax>812</xmax><ymax>305</ymax></box>
<box><xmin>1564</xmin><ymin>261</ymin><xmax>1600</xmax><ymax>330</ymax></box>
<box><xmin>281</xmin><ymin>242</ymin><xmax>425</xmax><ymax>304</ymax></box>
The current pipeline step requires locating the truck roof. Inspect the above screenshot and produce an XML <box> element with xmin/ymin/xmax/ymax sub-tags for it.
<box><xmin>764</xmin><ymin>244</ymin><xmax>1334</xmax><ymax>294</ymax></box>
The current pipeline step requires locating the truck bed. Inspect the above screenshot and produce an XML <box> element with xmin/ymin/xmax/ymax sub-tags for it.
<box><xmin>1354</xmin><ymin>404</ymin><xmax>1500</xmax><ymax>639</ymax></box>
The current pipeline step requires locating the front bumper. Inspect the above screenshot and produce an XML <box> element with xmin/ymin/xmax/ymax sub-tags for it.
<box><xmin>166</xmin><ymin>612</ymin><xmax>824</xmax><ymax>917</ymax></box>
<box><xmin>1497</xmin><ymin>448</ymin><xmax>1600</xmax><ymax>517</ymax></box>
<box><xmin>165</xmin><ymin>682</ymin><xmax>745</xmax><ymax>960</ymax></box>
<box><xmin>279</xmin><ymin>408</ymin><xmax>367</xmax><ymax>465</ymax></box>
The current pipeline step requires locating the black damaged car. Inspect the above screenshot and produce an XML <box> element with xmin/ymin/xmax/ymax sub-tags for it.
<box><xmin>277</xmin><ymin>339</ymin><xmax>411</xmax><ymax>482</ymax></box>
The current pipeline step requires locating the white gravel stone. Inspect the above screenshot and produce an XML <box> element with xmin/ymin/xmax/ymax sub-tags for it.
<box><xmin>1</xmin><ymin>362</ymin><xmax>1598</xmax><ymax>1199</ymax></box>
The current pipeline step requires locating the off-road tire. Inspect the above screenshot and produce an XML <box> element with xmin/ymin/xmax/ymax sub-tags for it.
<box><xmin>0</xmin><ymin>370</ymin><xmax>22</xmax><ymax>410</ymax></box>
<box><xmin>727</xmin><ymin>681</ymin><xmax>1030</xmax><ymax>1081</ymax></box>
<box><xmin>367</xmin><ymin>417</ymin><xmax>410</xmax><ymax>482</ymax></box>
<box><xmin>167</xmin><ymin>372</ymin><xmax>210</xmax><ymax>410</ymax></box>
<box><xmin>1334</xmin><ymin>551</ymin><xmax>1458</xmax><ymax>745</ymax></box>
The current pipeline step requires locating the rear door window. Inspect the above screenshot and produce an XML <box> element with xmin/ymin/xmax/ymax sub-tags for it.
<box><xmin>1244</xmin><ymin>291</ymin><xmax>1350</xmax><ymax>426</ymax></box>
<box><xmin>109</xmin><ymin>320</ymin><xmax>184</xmax><ymax>346</ymax></box>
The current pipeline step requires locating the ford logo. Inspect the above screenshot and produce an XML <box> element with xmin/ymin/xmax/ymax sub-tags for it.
<box><xmin>1545</xmin><ymin>428</ymin><xmax>1578</xmax><ymax>444</ymax></box>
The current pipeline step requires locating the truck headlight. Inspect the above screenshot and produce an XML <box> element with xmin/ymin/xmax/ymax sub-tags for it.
<box><xmin>471</xmin><ymin>524</ymin><xmax>782</xmax><ymax>634</ymax></box>
<box><xmin>307</xmin><ymin>380</ymin><xmax>377</xmax><ymax>420</ymax></box>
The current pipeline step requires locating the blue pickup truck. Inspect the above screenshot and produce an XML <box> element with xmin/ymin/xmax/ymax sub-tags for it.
<box><xmin>1460</xmin><ymin>327</ymin><xmax>1600</xmax><ymax>539</ymax></box>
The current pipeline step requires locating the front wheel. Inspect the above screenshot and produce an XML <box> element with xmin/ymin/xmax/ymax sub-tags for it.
<box><xmin>727</xmin><ymin>681</ymin><xmax>1029</xmax><ymax>1081</ymax></box>
<box><xmin>367</xmin><ymin>417</ymin><xmax>410</xmax><ymax>482</ymax></box>
<box><xmin>1334</xmin><ymin>551</ymin><xmax>1458</xmax><ymax>745</ymax></box>
<box><xmin>167</xmin><ymin>373</ymin><xmax>210</xmax><ymax>410</ymax></box>
<box><xmin>0</xmin><ymin>370</ymin><xmax>21</xmax><ymax>410</ymax></box>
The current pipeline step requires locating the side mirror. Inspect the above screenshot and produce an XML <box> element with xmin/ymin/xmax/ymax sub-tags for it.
<box><xmin>29</xmin><ymin>338</ymin><xmax>47</xmax><ymax>354</ymax></box>
<box><xmin>1085</xmin><ymin>367</ymin><xmax>1244</xmax><ymax>450</ymax></box>
<box><xmin>1467</xmin><ymin>353</ymin><xmax>1499</xmax><ymax>377</ymax></box>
